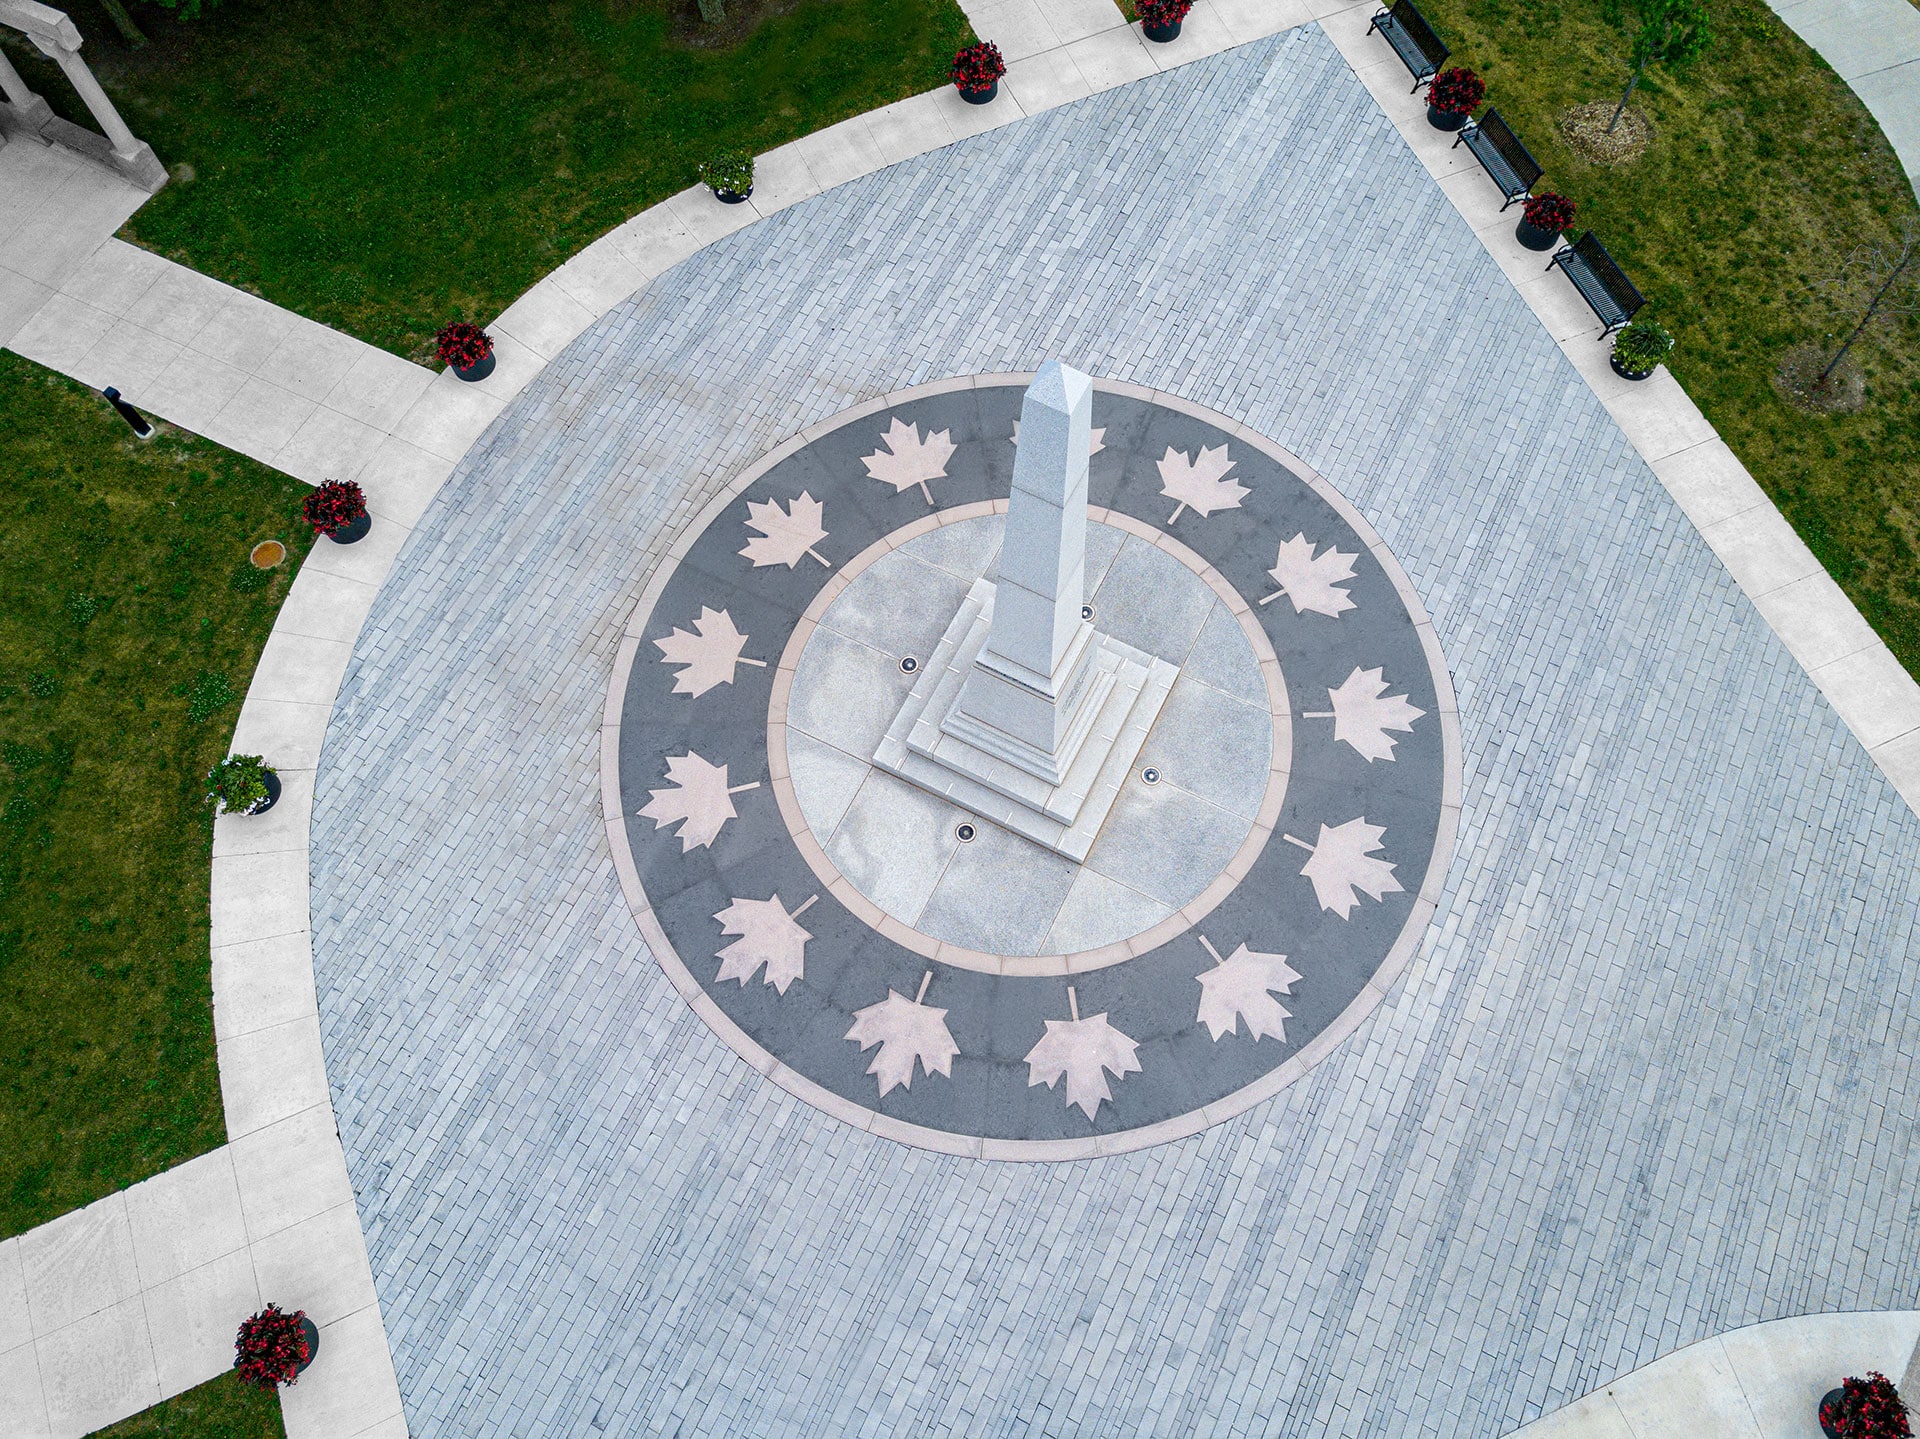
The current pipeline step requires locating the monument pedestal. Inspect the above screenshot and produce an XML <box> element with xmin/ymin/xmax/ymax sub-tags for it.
<box><xmin>874</xmin><ymin>578</ymin><xmax>1174</xmax><ymax>860</ymax></box>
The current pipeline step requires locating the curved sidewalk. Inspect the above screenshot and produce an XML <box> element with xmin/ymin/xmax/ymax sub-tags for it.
<box><xmin>1511</xmin><ymin>1312</ymin><xmax>1920</xmax><ymax>1438</ymax></box>
<box><xmin>1</xmin><ymin>0</ymin><xmax>1918</xmax><ymax>1433</ymax></box>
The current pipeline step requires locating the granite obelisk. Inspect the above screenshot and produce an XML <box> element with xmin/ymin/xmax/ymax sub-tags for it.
<box><xmin>946</xmin><ymin>361</ymin><xmax>1101</xmax><ymax>783</ymax></box>
<box><xmin>873</xmin><ymin>361</ymin><xmax>1178</xmax><ymax>860</ymax></box>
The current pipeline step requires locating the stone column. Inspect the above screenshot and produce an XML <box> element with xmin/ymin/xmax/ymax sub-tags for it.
<box><xmin>0</xmin><ymin>41</ymin><xmax>55</xmax><ymax>136</ymax></box>
<box><xmin>0</xmin><ymin>0</ymin><xmax>165</xmax><ymax>189</ymax></box>
<box><xmin>950</xmin><ymin>360</ymin><xmax>1101</xmax><ymax>779</ymax></box>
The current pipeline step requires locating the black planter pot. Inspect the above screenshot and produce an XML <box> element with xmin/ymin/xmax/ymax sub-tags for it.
<box><xmin>327</xmin><ymin>509</ymin><xmax>372</xmax><ymax>545</ymax></box>
<box><xmin>1516</xmin><ymin>216</ymin><xmax>1560</xmax><ymax>251</ymax></box>
<box><xmin>453</xmin><ymin>349</ymin><xmax>495</xmax><ymax>383</ymax></box>
<box><xmin>1818</xmin><ymin>1387</ymin><xmax>1845</xmax><ymax>1439</ymax></box>
<box><xmin>1427</xmin><ymin>103</ymin><xmax>1469</xmax><ymax>130</ymax></box>
<box><xmin>1609</xmin><ymin>353</ymin><xmax>1656</xmax><ymax>382</ymax></box>
<box><xmin>957</xmin><ymin>79</ymin><xmax>998</xmax><ymax>104</ymax></box>
<box><xmin>712</xmin><ymin>185</ymin><xmax>752</xmax><ymax>204</ymax></box>
<box><xmin>296</xmin><ymin>1315</ymin><xmax>320</xmax><ymax>1376</ymax></box>
<box><xmin>1143</xmin><ymin>17</ymin><xmax>1181</xmax><ymax>40</ymax></box>
<box><xmin>246</xmin><ymin>769</ymin><xmax>282</xmax><ymax>817</ymax></box>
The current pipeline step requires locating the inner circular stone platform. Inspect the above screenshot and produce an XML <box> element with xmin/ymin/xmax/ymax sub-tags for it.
<box><xmin>780</xmin><ymin>509</ymin><xmax>1284</xmax><ymax>964</ymax></box>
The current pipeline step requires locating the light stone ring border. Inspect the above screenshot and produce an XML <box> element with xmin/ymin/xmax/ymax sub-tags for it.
<box><xmin>768</xmin><ymin>496</ymin><xmax>1293</xmax><ymax>975</ymax></box>
<box><xmin>598</xmin><ymin>373</ymin><xmax>1464</xmax><ymax>1161</ymax></box>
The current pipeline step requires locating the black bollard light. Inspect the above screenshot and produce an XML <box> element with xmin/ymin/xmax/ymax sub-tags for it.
<box><xmin>102</xmin><ymin>386</ymin><xmax>154</xmax><ymax>438</ymax></box>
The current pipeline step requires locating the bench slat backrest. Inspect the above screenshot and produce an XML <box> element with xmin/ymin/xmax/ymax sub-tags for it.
<box><xmin>1389</xmin><ymin>0</ymin><xmax>1449</xmax><ymax>68</ymax></box>
<box><xmin>1573</xmin><ymin>231</ymin><xmax>1644</xmax><ymax>313</ymax></box>
<box><xmin>1478</xmin><ymin>110</ymin><xmax>1543</xmax><ymax>191</ymax></box>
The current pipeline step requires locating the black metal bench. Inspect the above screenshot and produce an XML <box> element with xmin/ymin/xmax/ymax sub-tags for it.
<box><xmin>1451</xmin><ymin>109</ymin><xmax>1542</xmax><ymax>210</ymax></box>
<box><xmin>1367</xmin><ymin>0</ymin><xmax>1449</xmax><ymax>91</ymax></box>
<box><xmin>1548</xmin><ymin>231</ymin><xmax>1646</xmax><ymax>337</ymax></box>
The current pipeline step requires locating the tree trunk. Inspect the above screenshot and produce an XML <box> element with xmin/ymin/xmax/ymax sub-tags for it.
<box><xmin>1608</xmin><ymin>57</ymin><xmax>1647</xmax><ymax>133</ymax></box>
<box><xmin>97</xmin><ymin>0</ymin><xmax>149</xmax><ymax>46</ymax></box>
<box><xmin>1820</xmin><ymin>243</ymin><xmax>1918</xmax><ymax>384</ymax></box>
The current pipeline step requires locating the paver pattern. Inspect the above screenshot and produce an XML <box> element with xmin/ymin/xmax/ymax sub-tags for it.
<box><xmin>311</xmin><ymin>29</ymin><xmax>1920</xmax><ymax>1438</ymax></box>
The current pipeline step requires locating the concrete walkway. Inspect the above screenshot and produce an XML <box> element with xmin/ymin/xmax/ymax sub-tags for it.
<box><xmin>1</xmin><ymin>0</ymin><xmax>1918</xmax><ymax>1434</ymax></box>
<box><xmin>1513</xmin><ymin>1312</ymin><xmax>1920</xmax><ymax>1439</ymax></box>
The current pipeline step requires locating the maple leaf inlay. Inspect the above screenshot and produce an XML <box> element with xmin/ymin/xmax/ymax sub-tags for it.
<box><xmin>713</xmin><ymin>893</ymin><xmax>816</xmax><ymax>994</ymax></box>
<box><xmin>1158</xmin><ymin>444</ymin><xmax>1248</xmax><ymax>524</ymax></box>
<box><xmin>1303</xmin><ymin>667</ymin><xmax>1425</xmax><ymax>762</ymax></box>
<box><xmin>1012</xmin><ymin>419</ymin><xmax>1106</xmax><ymax>455</ymax></box>
<box><xmin>1024</xmin><ymin>986</ymin><xmax>1141</xmax><ymax>1120</ymax></box>
<box><xmin>740</xmin><ymin>492</ymin><xmax>830</xmax><ymax>569</ymax></box>
<box><xmin>1260</xmin><ymin>533</ymin><xmax>1358</xmax><ymax>617</ymax></box>
<box><xmin>637</xmin><ymin>752</ymin><xmax>759</xmax><ymax>852</ymax></box>
<box><xmin>1194</xmin><ymin>936</ymin><xmax>1301</xmax><ymax>1043</ymax></box>
<box><xmin>655</xmin><ymin>607</ymin><xmax>767</xmax><ymax>698</ymax></box>
<box><xmin>862</xmin><ymin>417</ymin><xmax>955</xmax><ymax>505</ymax></box>
<box><xmin>846</xmin><ymin>971</ymin><xmax>959</xmax><ymax>1095</ymax></box>
<box><xmin>1284</xmin><ymin>817</ymin><xmax>1403</xmax><ymax>918</ymax></box>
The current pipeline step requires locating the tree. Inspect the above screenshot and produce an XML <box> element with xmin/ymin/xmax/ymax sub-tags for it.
<box><xmin>96</xmin><ymin>0</ymin><xmax>148</xmax><ymax>46</ymax></box>
<box><xmin>1609</xmin><ymin>0</ymin><xmax>1711</xmax><ymax>133</ymax></box>
<box><xmin>1811</xmin><ymin>218</ymin><xmax>1920</xmax><ymax>388</ymax></box>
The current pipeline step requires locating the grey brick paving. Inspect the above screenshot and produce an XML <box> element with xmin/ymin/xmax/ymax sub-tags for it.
<box><xmin>312</xmin><ymin>27</ymin><xmax>1920</xmax><ymax>1439</ymax></box>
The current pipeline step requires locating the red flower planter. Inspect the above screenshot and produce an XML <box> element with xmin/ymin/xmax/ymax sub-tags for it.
<box><xmin>1427</xmin><ymin>67</ymin><xmax>1484</xmax><ymax>129</ymax></box>
<box><xmin>302</xmin><ymin>480</ymin><xmax>370</xmax><ymax>544</ymax></box>
<box><xmin>235</xmin><ymin>1305</ymin><xmax>318</xmax><ymax>1389</ymax></box>
<box><xmin>1819</xmin><ymin>1373</ymin><xmax>1911</xmax><ymax>1439</ymax></box>
<box><xmin>436</xmin><ymin>321</ymin><xmax>495</xmax><ymax>382</ymax></box>
<box><xmin>951</xmin><ymin>41</ymin><xmax>1005</xmax><ymax>100</ymax></box>
<box><xmin>1138</xmin><ymin>0</ymin><xmax>1192</xmax><ymax>41</ymax></box>
<box><xmin>1517</xmin><ymin>192</ymin><xmax>1576</xmax><ymax>251</ymax></box>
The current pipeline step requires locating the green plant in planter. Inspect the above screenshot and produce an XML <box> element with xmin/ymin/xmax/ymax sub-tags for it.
<box><xmin>1613</xmin><ymin>318</ymin><xmax>1674</xmax><ymax>376</ymax></box>
<box><xmin>697</xmin><ymin>150</ymin><xmax>755</xmax><ymax>199</ymax></box>
<box><xmin>205</xmin><ymin>753</ymin><xmax>275</xmax><ymax>815</ymax></box>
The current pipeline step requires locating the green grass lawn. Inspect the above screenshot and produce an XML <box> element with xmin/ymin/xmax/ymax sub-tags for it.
<box><xmin>1416</xmin><ymin>0</ymin><xmax>1920</xmax><ymax>676</ymax></box>
<box><xmin>87</xmin><ymin>1372</ymin><xmax>284</xmax><ymax>1439</ymax></box>
<box><xmin>0</xmin><ymin>353</ymin><xmax>312</xmax><ymax>1240</ymax></box>
<box><xmin>3</xmin><ymin>0</ymin><xmax>971</xmax><ymax>362</ymax></box>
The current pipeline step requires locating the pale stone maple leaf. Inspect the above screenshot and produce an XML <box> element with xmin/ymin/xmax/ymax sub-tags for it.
<box><xmin>1284</xmin><ymin>817</ymin><xmax>1403</xmax><ymax>918</ymax></box>
<box><xmin>1259</xmin><ymin>533</ymin><xmax>1358</xmax><ymax>617</ymax></box>
<box><xmin>713</xmin><ymin>893</ymin><xmax>816</xmax><ymax>994</ymax></box>
<box><xmin>740</xmin><ymin>492</ymin><xmax>830</xmax><ymax>569</ymax></box>
<box><xmin>1012</xmin><ymin>419</ymin><xmax>1105</xmax><ymax>455</ymax></box>
<box><xmin>1024</xmin><ymin>986</ymin><xmax>1141</xmax><ymax>1120</ymax></box>
<box><xmin>654</xmin><ymin>607</ymin><xmax>767</xmax><ymax>698</ymax></box>
<box><xmin>637</xmin><ymin>751</ymin><xmax>759</xmax><ymax>852</ymax></box>
<box><xmin>862</xmin><ymin>417</ymin><xmax>955</xmax><ymax>505</ymax></box>
<box><xmin>846</xmin><ymin>971</ymin><xmax>959</xmax><ymax>1095</ymax></box>
<box><xmin>1304</xmin><ymin>666</ymin><xmax>1425</xmax><ymax>762</ymax></box>
<box><xmin>1158</xmin><ymin>443</ymin><xmax>1248</xmax><ymax>524</ymax></box>
<box><xmin>1194</xmin><ymin>936</ymin><xmax>1302</xmax><ymax>1043</ymax></box>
